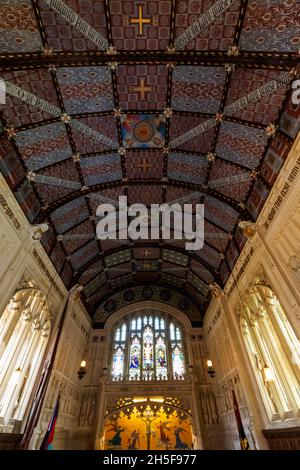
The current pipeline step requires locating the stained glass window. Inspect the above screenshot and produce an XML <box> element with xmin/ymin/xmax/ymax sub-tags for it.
<box><xmin>111</xmin><ymin>313</ymin><xmax>186</xmax><ymax>381</ymax></box>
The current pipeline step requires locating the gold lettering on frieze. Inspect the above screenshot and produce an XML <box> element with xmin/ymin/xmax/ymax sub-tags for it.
<box><xmin>32</xmin><ymin>249</ymin><xmax>65</xmax><ymax>300</ymax></box>
<box><xmin>263</xmin><ymin>155</ymin><xmax>300</xmax><ymax>230</ymax></box>
<box><xmin>0</xmin><ymin>193</ymin><xmax>21</xmax><ymax>231</ymax></box>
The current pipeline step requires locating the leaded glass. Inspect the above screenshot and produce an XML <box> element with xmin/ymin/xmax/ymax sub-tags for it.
<box><xmin>172</xmin><ymin>345</ymin><xmax>185</xmax><ymax>378</ymax></box>
<box><xmin>156</xmin><ymin>336</ymin><xmax>167</xmax><ymax>380</ymax></box>
<box><xmin>111</xmin><ymin>313</ymin><xmax>186</xmax><ymax>381</ymax></box>
<box><xmin>143</xmin><ymin>326</ymin><xmax>153</xmax><ymax>369</ymax></box>
<box><xmin>121</xmin><ymin>323</ymin><xmax>126</xmax><ymax>341</ymax></box>
<box><xmin>112</xmin><ymin>346</ymin><xmax>124</xmax><ymax>379</ymax></box>
<box><xmin>129</xmin><ymin>336</ymin><xmax>141</xmax><ymax>380</ymax></box>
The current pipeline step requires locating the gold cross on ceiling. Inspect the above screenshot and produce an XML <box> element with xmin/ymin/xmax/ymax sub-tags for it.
<box><xmin>130</xmin><ymin>5</ymin><xmax>152</xmax><ymax>36</ymax></box>
<box><xmin>137</xmin><ymin>157</ymin><xmax>152</xmax><ymax>172</ymax></box>
<box><xmin>130</xmin><ymin>78</ymin><xmax>154</xmax><ymax>100</ymax></box>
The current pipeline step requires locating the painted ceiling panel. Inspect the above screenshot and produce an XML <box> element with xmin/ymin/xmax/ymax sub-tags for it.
<box><xmin>61</xmin><ymin>218</ymin><xmax>95</xmax><ymax>254</ymax></box>
<box><xmin>117</xmin><ymin>64</ymin><xmax>168</xmax><ymax>111</ymax></box>
<box><xmin>125</xmin><ymin>150</ymin><xmax>164</xmax><ymax>179</ymax></box>
<box><xmin>0</xmin><ymin>0</ymin><xmax>297</xmax><ymax>319</ymax></box>
<box><xmin>39</xmin><ymin>0</ymin><xmax>108</xmax><ymax>51</ymax></box>
<box><xmin>71</xmin><ymin>116</ymin><xmax>118</xmax><ymax>154</ymax></box>
<box><xmin>107</xmin><ymin>261</ymin><xmax>133</xmax><ymax>279</ymax></box>
<box><xmin>79</xmin><ymin>260</ymin><xmax>104</xmax><ymax>285</ymax></box>
<box><xmin>109</xmin><ymin>0</ymin><xmax>171</xmax><ymax>50</ymax></box>
<box><xmin>69</xmin><ymin>239</ymin><xmax>99</xmax><ymax>271</ymax></box>
<box><xmin>80</xmin><ymin>154</ymin><xmax>122</xmax><ymax>185</ymax></box>
<box><xmin>204</xmin><ymin>195</ymin><xmax>239</xmax><ymax>232</ymax></box>
<box><xmin>0</xmin><ymin>0</ymin><xmax>43</xmax><ymax>52</ymax></box>
<box><xmin>161</xmin><ymin>261</ymin><xmax>186</xmax><ymax>278</ymax></box>
<box><xmin>169</xmin><ymin>115</ymin><xmax>215</xmax><ymax>153</ymax></box>
<box><xmin>195</xmin><ymin>243</ymin><xmax>222</xmax><ymax>270</ymax></box>
<box><xmin>190</xmin><ymin>259</ymin><xmax>214</xmax><ymax>285</ymax></box>
<box><xmin>56</xmin><ymin>66</ymin><xmax>114</xmax><ymax>113</ymax></box>
<box><xmin>209</xmin><ymin>159</ymin><xmax>252</xmax><ymax>202</ymax></box>
<box><xmin>50</xmin><ymin>197</ymin><xmax>90</xmax><ymax>234</ymax></box>
<box><xmin>168</xmin><ymin>152</ymin><xmax>208</xmax><ymax>185</ymax></box>
<box><xmin>239</xmin><ymin>0</ymin><xmax>300</xmax><ymax>52</ymax></box>
<box><xmin>2</xmin><ymin>70</ymin><xmax>59</xmax><ymax>127</ymax></box>
<box><xmin>216</xmin><ymin>121</ymin><xmax>269</xmax><ymax>169</ymax></box>
<box><xmin>174</xmin><ymin>0</ymin><xmax>241</xmax><ymax>51</ymax></box>
<box><xmin>172</xmin><ymin>66</ymin><xmax>227</xmax><ymax>113</ymax></box>
<box><xmin>33</xmin><ymin>159</ymin><xmax>81</xmax><ymax>204</ymax></box>
<box><xmin>225</xmin><ymin>68</ymin><xmax>289</xmax><ymax>125</ymax></box>
<box><xmin>14</xmin><ymin>123</ymin><xmax>72</xmax><ymax>171</ymax></box>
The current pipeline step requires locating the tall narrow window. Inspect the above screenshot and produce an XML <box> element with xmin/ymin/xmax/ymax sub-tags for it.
<box><xmin>240</xmin><ymin>283</ymin><xmax>300</xmax><ymax>421</ymax></box>
<box><xmin>0</xmin><ymin>288</ymin><xmax>51</xmax><ymax>431</ymax></box>
<box><xmin>111</xmin><ymin>312</ymin><xmax>186</xmax><ymax>382</ymax></box>
<box><xmin>143</xmin><ymin>326</ymin><xmax>154</xmax><ymax>379</ymax></box>
<box><xmin>129</xmin><ymin>337</ymin><xmax>141</xmax><ymax>380</ymax></box>
<box><xmin>111</xmin><ymin>322</ymin><xmax>126</xmax><ymax>380</ymax></box>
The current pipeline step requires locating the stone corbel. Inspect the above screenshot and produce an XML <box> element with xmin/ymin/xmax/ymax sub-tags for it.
<box><xmin>238</xmin><ymin>221</ymin><xmax>258</xmax><ymax>239</ymax></box>
<box><xmin>209</xmin><ymin>283</ymin><xmax>224</xmax><ymax>298</ymax></box>
<box><xmin>29</xmin><ymin>223</ymin><xmax>49</xmax><ymax>242</ymax></box>
<box><xmin>288</xmin><ymin>254</ymin><xmax>300</xmax><ymax>279</ymax></box>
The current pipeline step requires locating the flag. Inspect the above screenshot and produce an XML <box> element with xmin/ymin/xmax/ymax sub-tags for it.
<box><xmin>232</xmin><ymin>389</ymin><xmax>250</xmax><ymax>450</ymax></box>
<box><xmin>40</xmin><ymin>396</ymin><xmax>60</xmax><ymax>450</ymax></box>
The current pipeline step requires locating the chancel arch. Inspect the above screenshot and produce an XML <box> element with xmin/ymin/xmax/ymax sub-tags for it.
<box><xmin>95</xmin><ymin>302</ymin><xmax>202</xmax><ymax>451</ymax></box>
<box><xmin>0</xmin><ymin>287</ymin><xmax>51</xmax><ymax>433</ymax></box>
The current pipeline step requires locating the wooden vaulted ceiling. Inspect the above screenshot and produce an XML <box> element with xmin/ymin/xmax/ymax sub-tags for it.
<box><xmin>0</xmin><ymin>0</ymin><xmax>299</xmax><ymax>321</ymax></box>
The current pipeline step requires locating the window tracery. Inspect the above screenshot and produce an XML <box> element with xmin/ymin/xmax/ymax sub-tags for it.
<box><xmin>239</xmin><ymin>284</ymin><xmax>300</xmax><ymax>421</ymax></box>
<box><xmin>0</xmin><ymin>288</ymin><xmax>51</xmax><ymax>430</ymax></box>
<box><xmin>111</xmin><ymin>312</ymin><xmax>186</xmax><ymax>382</ymax></box>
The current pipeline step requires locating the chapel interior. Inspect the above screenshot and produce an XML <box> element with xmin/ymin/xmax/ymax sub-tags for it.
<box><xmin>0</xmin><ymin>0</ymin><xmax>300</xmax><ymax>451</ymax></box>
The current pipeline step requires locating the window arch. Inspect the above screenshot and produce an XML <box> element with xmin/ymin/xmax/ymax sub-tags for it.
<box><xmin>111</xmin><ymin>311</ymin><xmax>187</xmax><ymax>381</ymax></box>
<box><xmin>239</xmin><ymin>284</ymin><xmax>300</xmax><ymax>421</ymax></box>
<box><xmin>0</xmin><ymin>288</ymin><xmax>51</xmax><ymax>431</ymax></box>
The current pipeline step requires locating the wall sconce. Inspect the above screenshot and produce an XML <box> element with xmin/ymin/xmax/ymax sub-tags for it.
<box><xmin>77</xmin><ymin>360</ymin><xmax>87</xmax><ymax>380</ymax></box>
<box><xmin>263</xmin><ymin>364</ymin><xmax>274</xmax><ymax>382</ymax></box>
<box><xmin>207</xmin><ymin>359</ymin><xmax>215</xmax><ymax>378</ymax></box>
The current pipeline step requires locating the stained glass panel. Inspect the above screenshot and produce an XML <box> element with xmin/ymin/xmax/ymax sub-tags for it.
<box><xmin>172</xmin><ymin>345</ymin><xmax>185</xmax><ymax>378</ymax></box>
<box><xmin>129</xmin><ymin>337</ymin><xmax>141</xmax><ymax>380</ymax></box>
<box><xmin>156</xmin><ymin>336</ymin><xmax>167</xmax><ymax>380</ymax></box>
<box><xmin>170</xmin><ymin>323</ymin><xmax>175</xmax><ymax>340</ymax></box>
<box><xmin>112</xmin><ymin>314</ymin><xmax>186</xmax><ymax>382</ymax></box>
<box><xmin>112</xmin><ymin>346</ymin><xmax>124</xmax><ymax>380</ymax></box>
<box><xmin>143</xmin><ymin>327</ymin><xmax>154</xmax><ymax>369</ymax></box>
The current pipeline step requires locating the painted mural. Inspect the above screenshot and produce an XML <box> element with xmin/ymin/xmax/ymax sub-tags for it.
<box><xmin>103</xmin><ymin>406</ymin><xmax>193</xmax><ymax>450</ymax></box>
